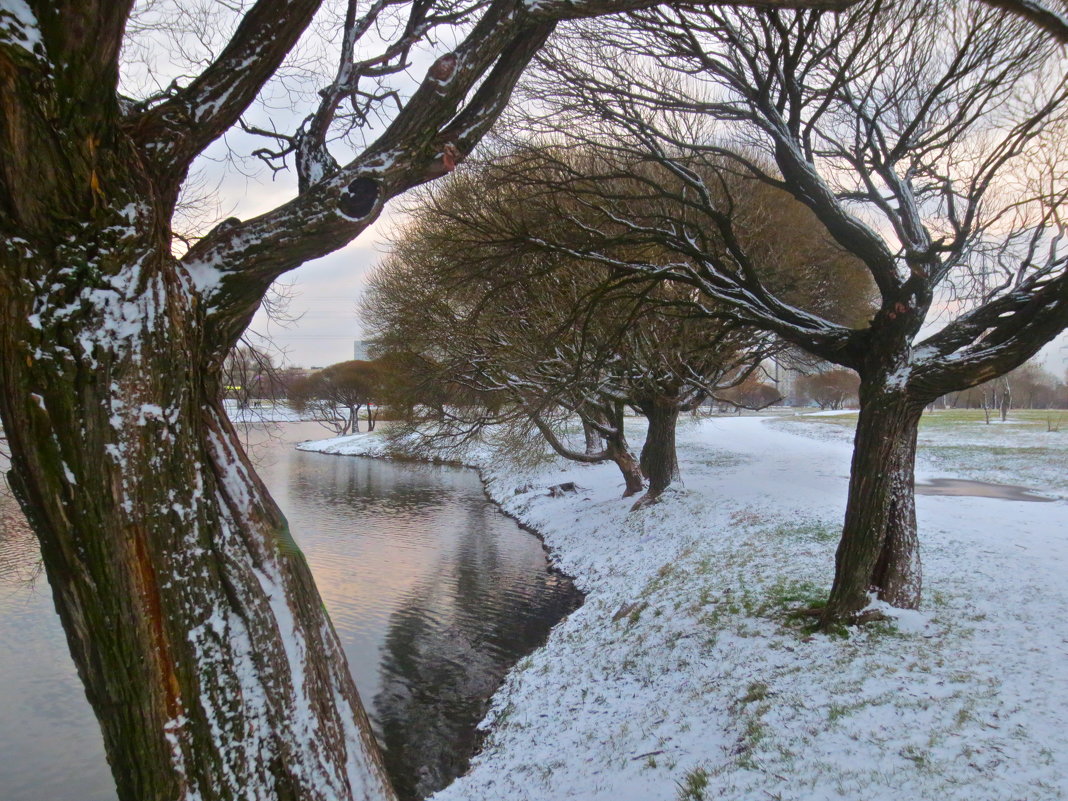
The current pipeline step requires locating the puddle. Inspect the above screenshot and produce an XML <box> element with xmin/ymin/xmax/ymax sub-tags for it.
<box><xmin>915</xmin><ymin>478</ymin><xmax>1055</xmax><ymax>502</ymax></box>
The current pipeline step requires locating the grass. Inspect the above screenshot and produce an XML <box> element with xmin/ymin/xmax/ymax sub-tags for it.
<box><xmin>787</xmin><ymin>407</ymin><xmax>1068</xmax><ymax>433</ymax></box>
<box><xmin>769</xmin><ymin>518</ymin><xmax>839</xmax><ymax>543</ymax></box>
<box><xmin>741</xmin><ymin>681</ymin><xmax>770</xmax><ymax>704</ymax></box>
<box><xmin>675</xmin><ymin>767</ymin><xmax>711</xmax><ymax>800</ymax></box>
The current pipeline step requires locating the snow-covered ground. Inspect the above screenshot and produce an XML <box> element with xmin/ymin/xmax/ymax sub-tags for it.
<box><xmin>223</xmin><ymin>399</ymin><xmax>311</xmax><ymax>424</ymax></box>
<box><xmin>299</xmin><ymin>413</ymin><xmax>1068</xmax><ymax>801</ymax></box>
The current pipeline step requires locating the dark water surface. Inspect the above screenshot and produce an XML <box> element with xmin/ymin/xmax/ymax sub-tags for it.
<box><xmin>0</xmin><ymin>422</ymin><xmax>580</xmax><ymax>801</ymax></box>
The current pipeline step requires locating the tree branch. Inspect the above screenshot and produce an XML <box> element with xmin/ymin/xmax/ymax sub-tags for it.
<box><xmin>912</xmin><ymin>271</ymin><xmax>1068</xmax><ymax>396</ymax></box>
<box><xmin>129</xmin><ymin>0</ymin><xmax>322</xmax><ymax>184</ymax></box>
<box><xmin>981</xmin><ymin>0</ymin><xmax>1068</xmax><ymax>43</ymax></box>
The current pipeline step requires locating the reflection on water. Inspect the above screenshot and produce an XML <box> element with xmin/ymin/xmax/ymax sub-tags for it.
<box><xmin>915</xmin><ymin>477</ymin><xmax>1054</xmax><ymax>502</ymax></box>
<box><xmin>0</xmin><ymin>422</ymin><xmax>580</xmax><ymax>800</ymax></box>
<box><xmin>374</xmin><ymin>526</ymin><xmax>579</xmax><ymax>799</ymax></box>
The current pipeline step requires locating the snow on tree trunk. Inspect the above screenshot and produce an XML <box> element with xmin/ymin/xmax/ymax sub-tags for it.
<box><xmin>582</xmin><ymin>419</ymin><xmax>603</xmax><ymax>456</ymax></box>
<box><xmin>0</xmin><ymin>229</ymin><xmax>395</xmax><ymax>800</ymax></box>
<box><xmin>824</xmin><ymin>375</ymin><xmax>923</xmax><ymax>620</ymax></box>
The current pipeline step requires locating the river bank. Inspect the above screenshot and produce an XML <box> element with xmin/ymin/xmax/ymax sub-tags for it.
<box><xmin>299</xmin><ymin>413</ymin><xmax>1068</xmax><ymax>801</ymax></box>
<box><xmin>0</xmin><ymin>422</ymin><xmax>580</xmax><ymax>801</ymax></box>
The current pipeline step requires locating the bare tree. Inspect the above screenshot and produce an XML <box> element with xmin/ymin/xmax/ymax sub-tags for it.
<box><xmin>363</xmin><ymin>205</ymin><xmax>652</xmax><ymax>496</ymax></box>
<box><xmin>407</xmin><ymin>141</ymin><xmax>873</xmax><ymax>497</ymax></box>
<box><xmin>981</xmin><ymin>0</ymin><xmax>1068</xmax><ymax>42</ymax></box>
<box><xmin>363</xmin><ymin>151</ymin><xmax>781</xmax><ymax>502</ymax></box>
<box><xmin>290</xmin><ymin>359</ymin><xmax>383</xmax><ymax>435</ymax></box>
<box><xmin>1002</xmin><ymin>362</ymin><xmax>1066</xmax><ymax>408</ymax></box>
<box><xmin>796</xmin><ymin>368</ymin><xmax>861</xmax><ymax>410</ymax></box>
<box><xmin>505</xmin><ymin>0</ymin><xmax>1068</xmax><ymax>621</ymax></box>
<box><xmin>0</xmin><ymin>1</ymin><xmax>856</xmax><ymax>798</ymax></box>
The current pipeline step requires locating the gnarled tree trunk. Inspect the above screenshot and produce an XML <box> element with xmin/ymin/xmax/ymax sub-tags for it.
<box><xmin>0</xmin><ymin>237</ymin><xmax>396</xmax><ymax>801</ymax></box>
<box><xmin>636</xmin><ymin>399</ymin><xmax>681</xmax><ymax>499</ymax></box>
<box><xmin>823</xmin><ymin>372</ymin><xmax>924</xmax><ymax>621</ymax></box>
<box><xmin>0</xmin><ymin>32</ymin><xmax>394</xmax><ymax>798</ymax></box>
<box><xmin>598</xmin><ymin>404</ymin><xmax>645</xmax><ymax>497</ymax></box>
<box><xmin>606</xmin><ymin>434</ymin><xmax>646</xmax><ymax>497</ymax></box>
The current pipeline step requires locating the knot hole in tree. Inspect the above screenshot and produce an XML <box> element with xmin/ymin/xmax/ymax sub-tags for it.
<box><xmin>338</xmin><ymin>177</ymin><xmax>380</xmax><ymax>220</ymax></box>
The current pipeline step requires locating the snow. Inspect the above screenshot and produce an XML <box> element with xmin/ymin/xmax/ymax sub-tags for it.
<box><xmin>302</xmin><ymin>412</ymin><xmax>1068</xmax><ymax>801</ymax></box>
<box><xmin>0</xmin><ymin>0</ymin><xmax>42</xmax><ymax>55</ymax></box>
<box><xmin>182</xmin><ymin>257</ymin><xmax>226</xmax><ymax>301</ymax></box>
<box><xmin>222</xmin><ymin>400</ymin><xmax>316</xmax><ymax>424</ymax></box>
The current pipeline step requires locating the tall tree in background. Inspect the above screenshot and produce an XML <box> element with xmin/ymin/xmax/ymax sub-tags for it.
<box><xmin>0</xmin><ymin>1</ymin><xmax>856</xmax><ymax>798</ymax></box>
<box><xmin>512</xmin><ymin>0</ymin><xmax>1068</xmax><ymax>621</ymax></box>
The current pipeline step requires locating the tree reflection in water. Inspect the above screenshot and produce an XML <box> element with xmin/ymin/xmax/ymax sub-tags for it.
<box><xmin>373</xmin><ymin>496</ymin><xmax>582</xmax><ymax>800</ymax></box>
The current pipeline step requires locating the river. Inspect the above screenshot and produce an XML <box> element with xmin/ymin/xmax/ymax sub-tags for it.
<box><xmin>0</xmin><ymin>422</ymin><xmax>581</xmax><ymax>800</ymax></box>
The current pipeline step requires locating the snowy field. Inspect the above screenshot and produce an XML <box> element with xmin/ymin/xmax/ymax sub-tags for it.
<box><xmin>223</xmin><ymin>399</ymin><xmax>311</xmax><ymax>424</ymax></box>
<box><xmin>300</xmin><ymin>412</ymin><xmax>1068</xmax><ymax>801</ymax></box>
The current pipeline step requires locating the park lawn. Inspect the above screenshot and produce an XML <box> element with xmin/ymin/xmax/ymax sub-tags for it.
<box><xmin>301</xmin><ymin>413</ymin><xmax>1068</xmax><ymax>801</ymax></box>
<box><xmin>772</xmin><ymin>408</ymin><xmax>1068</xmax><ymax>496</ymax></box>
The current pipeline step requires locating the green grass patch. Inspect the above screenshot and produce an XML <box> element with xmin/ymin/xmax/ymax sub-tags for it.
<box><xmin>769</xmin><ymin>518</ymin><xmax>839</xmax><ymax>543</ymax></box>
<box><xmin>675</xmin><ymin>767</ymin><xmax>711</xmax><ymax>801</ymax></box>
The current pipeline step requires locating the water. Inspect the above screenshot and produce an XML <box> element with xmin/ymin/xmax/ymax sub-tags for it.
<box><xmin>915</xmin><ymin>477</ymin><xmax>1054</xmax><ymax>502</ymax></box>
<box><xmin>0</xmin><ymin>422</ymin><xmax>581</xmax><ymax>800</ymax></box>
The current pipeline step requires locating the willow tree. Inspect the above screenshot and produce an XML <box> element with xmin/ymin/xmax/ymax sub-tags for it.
<box><xmin>0</xmin><ymin>1</ymin><xmax>857</xmax><ymax>799</ymax></box>
<box><xmin>516</xmin><ymin>0</ymin><xmax>1068</xmax><ymax>622</ymax></box>
<box><xmin>441</xmin><ymin>145</ymin><xmax>873</xmax><ymax>500</ymax></box>
<box><xmin>363</xmin><ymin>151</ymin><xmax>789</xmax><ymax>503</ymax></box>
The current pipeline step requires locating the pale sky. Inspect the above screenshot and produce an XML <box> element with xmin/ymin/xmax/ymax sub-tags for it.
<box><xmin>247</xmin><ymin>224</ymin><xmax>389</xmax><ymax>369</ymax></box>
<box><xmin>189</xmin><ymin>127</ymin><xmax>400</xmax><ymax>370</ymax></box>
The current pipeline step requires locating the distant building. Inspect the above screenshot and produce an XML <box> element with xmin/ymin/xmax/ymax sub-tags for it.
<box><xmin>353</xmin><ymin>339</ymin><xmax>373</xmax><ymax>361</ymax></box>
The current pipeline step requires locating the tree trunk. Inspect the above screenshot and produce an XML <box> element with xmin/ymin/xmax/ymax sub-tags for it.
<box><xmin>603</xmin><ymin>404</ymin><xmax>644</xmax><ymax>497</ymax></box>
<box><xmin>823</xmin><ymin>377</ymin><xmax>924</xmax><ymax>621</ymax></box>
<box><xmin>638</xmin><ymin>400</ymin><xmax>681</xmax><ymax>498</ymax></box>
<box><xmin>0</xmin><ymin>253</ymin><xmax>396</xmax><ymax>799</ymax></box>
<box><xmin>582</xmin><ymin>418</ymin><xmax>602</xmax><ymax>456</ymax></box>
<box><xmin>607</xmin><ymin>438</ymin><xmax>645</xmax><ymax>497</ymax></box>
<box><xmin>0</xmin><ymin>119</ymin><xmax>395</xmax><ymax>798</ymax></box>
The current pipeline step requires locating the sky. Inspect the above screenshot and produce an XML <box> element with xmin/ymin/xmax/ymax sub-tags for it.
<box><xmin>223</xmin><ymin>161</ymin><xmax>1068</xmax><ymax>374</ymax></box>
<box><xmin>246</xmin><ymin>225</ymin><xmax>389</xmax><ymax>369</ymax></box>
<box><xmin>119</xmin><ymin>0</ymin><xmax>439</xmax><ymax>369</ymax></box>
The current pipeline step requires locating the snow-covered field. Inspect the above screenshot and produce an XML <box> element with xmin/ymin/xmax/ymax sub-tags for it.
<box><xmin>223</xmin><ymin>399</ymin><xmax>311</xmax><ymax>424</ymax></box>
<box><xmin>299</xmin><ymin>412</ymin><xmax>1068</xmax><ymax>801</ymax></box>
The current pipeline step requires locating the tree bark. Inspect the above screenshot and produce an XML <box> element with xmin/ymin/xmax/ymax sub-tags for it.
<box><xmin>0</xmin><ymin>236</ymin><xmax>396</xmax><ymax>800</ymax></box>
<box><xmin>601</xmin><ymin>404</ymin><xmax>644</xmax><ymax>497</ymax></box>
<box><xmin>582</xmin><ymin>418</ymin><xmax>603</xmax><ymax>456</ymax></box>
<box><xmin>607</xmin><ymin>437</ymin><xmax>646</xmax><ymax>497</ymax></box>
<box><xmin>823</xmin><ymin>376</ymin><xmax>924</xmax><ymax>621</ymax></box>
<box><xmin>637</xmin><ymin>399</ymin><xmax>681</xmax><ymax>498</ymax></box>
<box><xmin>0</xmin><ymin>38</ymin><xmax>395</xmax><ymax>793</ymax></box>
